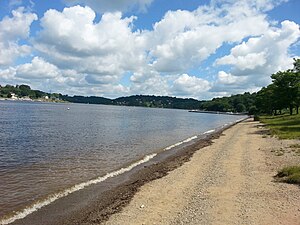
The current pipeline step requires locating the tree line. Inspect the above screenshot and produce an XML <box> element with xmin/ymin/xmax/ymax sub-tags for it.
<box><xmin>198</xmin><ymin>59</ymin><xmax>300</xmax><ymax>115</ymax></box>
<box><xmin>0</xmin><ymin>84</ymin><xmax>62</xmax><ymax>100</ymax></box>
<box><xmin>1</xmin><ymin>58</ymin><xmax>299</xmax><ymax>115</ymax></box>
<box><xmin>255</xmin><ymin>59</ymin><xmax>300</xmax><ymax>115</ymax></box>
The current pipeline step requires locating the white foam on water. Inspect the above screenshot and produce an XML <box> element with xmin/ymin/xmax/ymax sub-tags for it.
<box><xmin>203</xmin><ymin>129</ymin><xmax>215</xmax><ymax>134</ymax></box>
<box><xmin>0</xmin><ymin>153</ymin><xmax>157</xmax><ymax>225</ymax></box>
<box><xmin>164</xmin><ymin>136</ymin><xmax>198</xmax><ymax>151</ymax></box>
<box><xmin>236</xmin><ymin>118</ymin><xmax>245</xmax><ymax>123</ymax></box>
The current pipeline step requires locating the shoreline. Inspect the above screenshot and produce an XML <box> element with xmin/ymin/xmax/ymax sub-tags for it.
<box><xmin>189</xmin><ymin>109</ymin><xmax>248</xmax><ymax>116</ymax></box>
<box><xmin>6</xmin><ymin>120</ymin><xmax>244</xmax><ymax>225</ymax></box>
<box><xmin>105</xmin><ymin>119</ymin><xmax>300</xmax><ymax>225</ymax></box>
<box><xmin>0</xmin><ymin>98</ymin><xmax>66</xmax><ymax>103</ymax></box>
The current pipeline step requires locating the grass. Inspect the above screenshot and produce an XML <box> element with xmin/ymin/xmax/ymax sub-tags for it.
<box><xmin>259</xmin><ymin>114</ymin><xmax>300</xmax><ymax>185</ymax></box>
<box><xmin>259</xmin><ymin>114</ymin><xmax>300</xmax><ymax>139</ymax></box>
<box><xmin>276</xmin><ymin>166</ymin><xmax>300</xmax><ymax>185</ymax></box>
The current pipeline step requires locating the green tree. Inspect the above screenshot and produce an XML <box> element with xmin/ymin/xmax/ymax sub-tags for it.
<box><xmin>19</xmin><ymin>84</ymin><xmax>31</xmax><ymax>90</ymax></box>
<box><xmin>255</xmin><ymin>85</ymin><xmax>276</xmax><ymax>114</ymax></box>
<box><xmin>236</xmin><ymin>103</ymin><xmax>246</xmax><ymax>112</ymax></box>
<box><xmin>271</xmin><ymin>69</ymin><xmax>300</xmax><ymax>115</ymax></box>
<box><xmin>248</xmin><ymin>106</ymin><xmax>258</xmax><ymax>115</ymax></box>
<box><xmin>293</xmin><ymin>58</ymin><xmax>300</xmax><ymax>73</ymax></box>
<box><xmin>293</xmin><ymin>59</ymin><xmax>300</xmax><ymax>114</ymax></box>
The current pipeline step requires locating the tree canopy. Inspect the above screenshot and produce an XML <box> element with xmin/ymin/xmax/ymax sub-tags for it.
<box><xmin>256</xmin><ymin>59</ymin><xmax>300</xmax><ymax>115</ymax></box>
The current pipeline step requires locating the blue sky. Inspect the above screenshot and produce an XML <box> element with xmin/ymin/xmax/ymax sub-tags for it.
<box><xmin>0</xmin><ymin>0</ymin><xmax>299</xmax><ymax>99</ymax></box>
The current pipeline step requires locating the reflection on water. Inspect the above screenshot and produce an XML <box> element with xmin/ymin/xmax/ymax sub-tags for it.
<box><xmin>0</xmin><ymin>101</ymin><xmax>246</xmax><ymax>218</ymax></box>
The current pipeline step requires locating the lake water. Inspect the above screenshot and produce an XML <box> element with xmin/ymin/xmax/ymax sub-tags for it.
<box><xmin>0</xmin><ymin>101</ymin><xmax>246</xmax><ymax>223</ymax></box>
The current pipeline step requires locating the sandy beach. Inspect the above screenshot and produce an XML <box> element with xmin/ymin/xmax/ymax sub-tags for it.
<box><xmin>104</xmin><ymin>119</ymin><xmax>300</xmax><ymax>225</ymax></box>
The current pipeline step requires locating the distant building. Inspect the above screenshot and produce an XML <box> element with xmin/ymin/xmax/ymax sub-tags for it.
<box><xmin>44</xmin><ymin>96</ymin><xmax>49</xmax><ymax>100</ymax></box>
<box><xmin>10</xmin><ymin>93</ymin><xmax>18</xmax><ymax>100</ymax></box>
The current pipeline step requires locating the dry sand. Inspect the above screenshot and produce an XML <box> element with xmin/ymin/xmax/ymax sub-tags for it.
<box><xmin>103</xmin><ymin>119</ymin><xmax>300</xmax><ymax>225</ymax></box>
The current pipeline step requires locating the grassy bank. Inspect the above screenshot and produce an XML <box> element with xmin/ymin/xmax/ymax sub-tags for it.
<box><xmin>259</xmin><ymin>114</ymin><xmax>300</xmax><ymax>185</ymax></box>
<box><xmin>276</xmin><ymin>166</ymin><xmax>300</xmax><ymax>185</ymax></box>
<box><xmin>259</xmin><ymin>114</ymin><xmax>300</xmax><ymax>139</ymax></box>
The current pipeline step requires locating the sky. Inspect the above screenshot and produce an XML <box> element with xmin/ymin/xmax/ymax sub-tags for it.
<box><xmin>0</xmin><ymin>0</ymin><xmax>299</xmax><ymax>100</ymax></box>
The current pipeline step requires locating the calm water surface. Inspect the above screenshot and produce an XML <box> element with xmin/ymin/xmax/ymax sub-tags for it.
<box><xmin>0</xmin><ymin>101</ymin><xmax>246</xmax><ymax>219</ymax></box>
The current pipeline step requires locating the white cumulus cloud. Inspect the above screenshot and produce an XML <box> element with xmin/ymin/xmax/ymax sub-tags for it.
<box><xmin>216</xmin><ymin>71</ymin><xmax>241</xmax><ymax>85</ymax></box>
<box><xmin>171</xmin><ymin>74</ymin><xmax>211</xmax><ymax>98</ymax></box>
<box><xmin>147</xmin><ymin>2</ymin><xmax>270</xmax><ymax>73</ymax></box>
<box><xmin>216</xmin><ymin>20</ymin><xmax>300</xmax><ymax>88</ymax></box>
<box><xmin>16</xmin><ymin>57</ymin><xmax>60</xmax><ymax>79</ymax></box>
<box><xmin>0</xmin><ymin>7</ymin><xmax>37</xmax><ymax>67</ymax></box>
<box><xmin>34</xmin><ymin>6</ymin><xmax>147</xmax><ymax>85</ymax></box>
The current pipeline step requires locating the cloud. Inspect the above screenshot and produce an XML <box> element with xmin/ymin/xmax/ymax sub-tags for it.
<box><xmin>147</xmin><ymin>2</ymin><xmax>270</xmax><ymax>73</ymax></box>
<box><xmin>34</xmin><ymin>6</ymin><xmax>146</xmax><ymax>86</ymax></box>
<box><xmin>1</xmin><ymin>1</ymin><xmax>298</xmax><ymax>100</ymax></box>
<box><xmin>63</xmin><ymin>0</ymin><xmax>154</xmax><ymax>13</ymax></box>
<box><xmin>216</xmin><ymin>20</ymin><xmax>300</xmax><ymax>84</ymax></box>
<box><xmin>217</xmin><ymin>52</ymin><xmax>268</xmax><ymax>71</ymax></box>
<box><xmin>0</xmin><ymin>56</ymin><xmax>131</xmax><ymax>98</ymax></box>
<box><xmin>0</xmin><ymin>7</ymin><xmax>37</xmax><ymax>67</ymax></box>
<box><xmin>216</xmin><ymin>71</ymin><xmax>241</xmax><ymax>85</ymax></box>
<box><xmin>209</xmin><ymin>71</ymin><xmax>251</xmax><ymax>95</ymax></box>
<box><xmin>210</xmin><ymin>0</ymin><xmax>289</xmax><ymax>12</ymax></box>
<box><xmin>212</xmin><ymin>20</ymin><xmax>300</xmax><ymax>95</ymax></box>
<box><xmin>171</xmin><ymin>74</ymin><xmax>211</xmax><ymax>98</ymax></box>
<box><xmin>0</xmin><ymin>68</ymin><xmax>18</xmax><ymax>84</ymax></box>
<box><xmin>16</xmin><ymin>57</ymin><xmax>60</xmax><ymax>79</ymax></box>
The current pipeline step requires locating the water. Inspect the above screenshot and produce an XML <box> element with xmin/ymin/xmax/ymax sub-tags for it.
<box><xmin>0</xmin><ymin>101</ymin><xmax>246</xmax><ymax>222</ymax></box>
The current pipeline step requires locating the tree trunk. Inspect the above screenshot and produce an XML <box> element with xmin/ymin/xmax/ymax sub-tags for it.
<box><xmin>289</xmin><ymin>105</ymin><xmax>293</xmax><ymax>115</ymax></box>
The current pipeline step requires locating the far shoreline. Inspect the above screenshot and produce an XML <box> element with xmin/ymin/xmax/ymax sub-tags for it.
<box><xmin>1</xmin><ymin>99</ymin><xmax>251</xmax><ymax>117</ymax></box>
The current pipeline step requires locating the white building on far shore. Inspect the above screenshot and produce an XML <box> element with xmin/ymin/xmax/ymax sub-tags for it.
<box><xmin>10</xmin><ymin>93</ymin><xmax>18</xmax><ymax>100</ymax></box>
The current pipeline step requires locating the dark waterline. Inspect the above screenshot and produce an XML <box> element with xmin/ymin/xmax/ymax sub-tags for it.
<box><xmin>0</xmin><ymin>101</ymin><xmax>246</xmax><ymax>220</ymax></box>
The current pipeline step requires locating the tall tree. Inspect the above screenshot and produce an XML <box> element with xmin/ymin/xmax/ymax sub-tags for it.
<box><xmin>255</xmin><ymin>85</ymin><xmax>276</xmax><ymax>114</ymax></box>
<box><xmin>271</xmin><ymin>69</ymin><xmax>300</xmax><ymax>115</ymax></box>
<box><xmin>293</xmin><ymin>59</ymin><xmax>300</xmax><ymax>113</ymax></box>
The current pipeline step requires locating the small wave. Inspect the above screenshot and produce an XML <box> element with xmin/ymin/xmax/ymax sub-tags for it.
<box><xmin>0</xmin><ymin>153</ymin><xmax>157</xmax><ymax>225</ymax></box>
<box><xmin>203</xmin><ymin>129</ymin><xmax>215</xmax><ymax>134</ymax></box>
<box><xmin>164</xmin><ymin>136</ymin><xmax>198</xmax><ymax>151</ymax></box>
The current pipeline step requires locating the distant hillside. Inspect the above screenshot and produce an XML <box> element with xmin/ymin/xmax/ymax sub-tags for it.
<box><xmin>200</xmin><ymin>92</ymin><xmax>256</xmax><ymax>114</ymax></box>
<box><xmin>60</xmin><ymin>95</ymin><xmax>203</xmax><ymax>109</ymax></box>
<box><xmin>1</xmin><ymin>84</ymin><xmax>256</xmax><ymax>113</ymax></box>
<box><xmin>114</xmin><ymin>95</ymin><xmax>203</xmax><ymax>109</ymax></box>
<box><xmin>61</xmin><ymin>95</ymin><xmax>113</xmax><ymax>105</ymax></box>
<box><xmin>61</xmin><ymin>94</ymin><xmax>256</xmax><ymax>113</ymax></box>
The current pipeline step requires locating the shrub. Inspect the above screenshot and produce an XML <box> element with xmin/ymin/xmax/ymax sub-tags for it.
<box><xmin>276</xmin><ymin>166</ymin><xmax>300</xmax><ymax>185</ymax></box>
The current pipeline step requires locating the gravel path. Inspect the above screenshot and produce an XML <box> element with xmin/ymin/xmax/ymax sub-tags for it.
<box><xmin>103</xmin><ymin>119</ymin><xmax>300</xmax><ymax>225</ymax></box>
